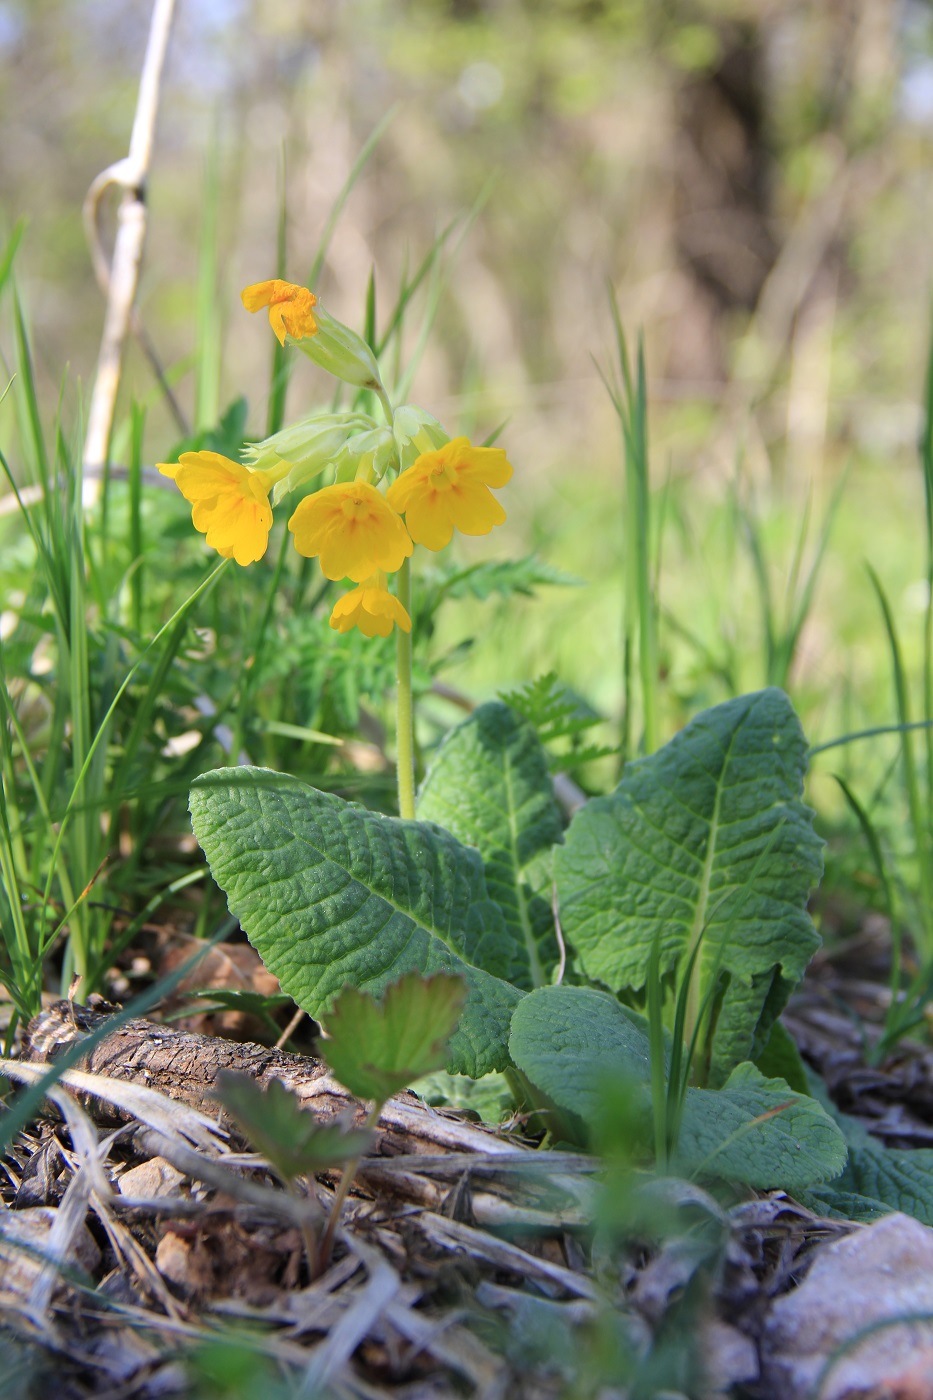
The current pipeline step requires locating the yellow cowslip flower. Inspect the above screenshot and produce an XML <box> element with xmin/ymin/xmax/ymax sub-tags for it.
<box><xmin>241</xmin><ymin>279</ymin><xmax>318</xmax><ymax>345</ymax></box>
<box><xmin>385</xmin><ymin>436</ymin><xmax>512</xmax><ymax>550</ymax></box>
<box><xmin>288</xmin><ymin>481</ymin><xmax>412</xmax><ymax>582</ymax></box>
<box><xmin>330</xmin><ymin>572</ymin><xmax>412</xmax><ymax>638</ymax></box>
<box><xmin>158</xmin><ymin>451</ymin><xmax>277</xmax><ymax>566</ymax></box>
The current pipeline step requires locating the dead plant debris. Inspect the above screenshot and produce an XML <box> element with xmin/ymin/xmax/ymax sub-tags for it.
<box><xmin>1</xmin><ymin>983</ymin><xmax>932</xmax><ymax>1399</ymax></box>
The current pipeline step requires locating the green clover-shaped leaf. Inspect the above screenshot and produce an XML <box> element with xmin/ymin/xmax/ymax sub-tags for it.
<box><xmin>320</xmin><ymin>971</ymin><xmax>467</xmax><ymax>1105</ymax></box>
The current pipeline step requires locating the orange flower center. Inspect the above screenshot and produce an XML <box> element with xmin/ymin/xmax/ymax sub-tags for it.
<box><xmin>429</xmin><ymin>460</ymin><xmax>460</xmax><ymax>490</ymax></box>
<box><xmin>340</xmin><ymin>492</ymin><xmax>371</xmax><ymax>521</ymax></box>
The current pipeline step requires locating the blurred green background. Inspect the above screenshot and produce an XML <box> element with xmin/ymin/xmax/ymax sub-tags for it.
<box><xmin>3</xmin><ymin>0</ymin><xmax>933</xmax><ymax>759</ymax></box>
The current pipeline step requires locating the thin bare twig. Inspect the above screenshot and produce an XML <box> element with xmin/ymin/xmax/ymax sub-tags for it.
<box><xmin>82</xmin><ymin>0</ymin><xmax>180</xmax><ymax>484</ymax></box>
<box><xmin>275</xmin><ymin>1006</ymin><xmax>307</xmax><ymax>1051</ymax></box>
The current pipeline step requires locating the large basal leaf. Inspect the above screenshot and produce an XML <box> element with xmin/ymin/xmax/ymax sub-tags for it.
<box><xmin>675</xmin><ymin>1062</ymin><xmax>846</xmax><ymax>1191</ymax></box>
<box><xmin>509</xmin><ymin>985</ymin><xmax>845</xmax><ymax>1191</ymax></box>
<box><xmin>554</xmin><ymin>689</ymin><xmax>823</xmax><ymax>1084</ymax></box>
<box><xmin>417</xmin><ymin>701</ymin><xmax>563</xmax><ymax>988</ymax></box>
<box><xmin>509</xmin><ymin>985</ymin><xmax>654</xmax><ymax>1129</ymax></box>
<box><xmin>189</xmin><ymin>768</ymin><xmax>522</xmax><ymax>1077</ymax></box>
<box><xmin>808</xmin><ymin>1080</ymin><xmax>933</xmax><ymax>1228</ymax></box>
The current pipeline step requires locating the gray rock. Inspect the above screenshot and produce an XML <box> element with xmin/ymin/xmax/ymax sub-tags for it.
<box><xmin>762</xmin><ymin>1212</ymin><xmax>933</xmax><ymax>1400</ymax></box>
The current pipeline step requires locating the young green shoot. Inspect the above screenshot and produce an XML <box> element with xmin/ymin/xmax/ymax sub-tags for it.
<box><xmin>315</xmin><ymin>971</ymin><xmax>466</xmax><ymax>1272</ymax></box>
<box><xmin>213</xmin><ymin>1071</ymin><xmax>373</xmax><ymax>1278</ymax></box>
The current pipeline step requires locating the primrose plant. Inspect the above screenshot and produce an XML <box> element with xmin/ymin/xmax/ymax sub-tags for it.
<box><xmin>174</xmin><ymin>275</ymin><xmax>849</xmax><ymax>1200</ymax></box>
<box><xmin>160</xmin><ymin>276</ymin><xmax>511</xmax><ymax>822</ymax></box>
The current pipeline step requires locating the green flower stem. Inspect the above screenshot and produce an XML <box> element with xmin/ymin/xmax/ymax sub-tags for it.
<box><xmin>315</xmin><ymin>1099</ymin><xmax>383</xmax><ymax>1278</ymax></box>
<box><xmin>366</xmin><ymin>379</ymin><xmax>416</xmax><ymax>819</ymax></box>
<box><xmin>375</xmin><ymin>383</ymin><xmax>395</xmax><ymax>428</ymax></box>
<box><xmin>395</xmin><ymin>557</ymin><xmax>416</xmax><ymax>820</ymax></box>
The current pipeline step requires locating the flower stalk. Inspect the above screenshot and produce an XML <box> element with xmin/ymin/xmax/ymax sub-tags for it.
<box><xmin>395</xmin><ymin>557</ymin><xmax>416</xmax><ymax>820</ymax></box>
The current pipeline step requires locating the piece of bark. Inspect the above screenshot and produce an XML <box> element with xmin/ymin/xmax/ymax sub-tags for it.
<box><xmin>25</xmin><ymin>1000</ymin><xmax>519</xmax><ymax>1163</ymax></box>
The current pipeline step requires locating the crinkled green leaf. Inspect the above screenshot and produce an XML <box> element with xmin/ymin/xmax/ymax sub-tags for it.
<box><xmin>189</xmin><ymin>768</ymin><xmax>521</xmax><ymax>1077</ymax></box>
<box><xmin>840</xmin><ymin>1142</ymin><xmax>933</xmax><ymax>1225</ymax></box>
<box><xmin>179</xmin><ymin>989</ymin><xmax>294</xmax><ymax>1018</ymax></box>
<box><xmin>555</xmin><ymin>689</ymin><xmax>823</xmax><ymax>1084</ymax></box>
<box><xmin>214</xmin><ymin>1071</ymin><xmax>372</xmax><ymax>1180</ymax></box>
<box><xmin>798</xmin><ymin>1187</ymin><xmax>892</xmax><ymax>1223</ymax></box>
<box><xmin>320</xmin><ymin>971</ymin><xmax>467</xmax><ymax>1103</ymax></box>
<box><xmin>509</xmin><ymin>985</ymin><xmax>653</xmax><ymax>1128</ymax></box>
<box><xmin>753</xmin><ymin>1017</ymin><xmax>810</xmax><ymax>1094</ymax></box>
<box><xmin>509</xmin><ymin>985</ymin><xmax>846</xmax><ymax>1190</ymax></box>
<box><xmin>675</xmin><ymin>1062</ymin><xmax>846</xmax><ymax>1190</ymax></box>
<box><xmin>417</xmin><ymin>702</ymin><xmax>563</xmax><ymax>988</ymax></box>
<box><xmin>812</xmin><ymin>1086</ymin><xmax>933</xmax><ymax>1227</ymax></box>
<box><xmin>412</xmin><ymin>1069</ymin><xmax>512</xmax><ymax>1123</ymax></box>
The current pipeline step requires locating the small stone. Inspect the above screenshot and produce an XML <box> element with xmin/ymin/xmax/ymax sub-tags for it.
<box><xmin>118</xmin><ymin>1156</ymin><xmax>185</xmax><ymax>1200</ymax></box>
<box><xmin>155</xmin><ymin>1228</ymin><xmax>213</xmax><ymax>1296</ymax></box>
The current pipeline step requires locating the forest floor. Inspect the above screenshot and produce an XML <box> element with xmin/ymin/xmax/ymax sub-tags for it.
<box><xmin>3</xmin><ymin>917</ymin><xmax>933</xmax><ymax>1400</ymax></box>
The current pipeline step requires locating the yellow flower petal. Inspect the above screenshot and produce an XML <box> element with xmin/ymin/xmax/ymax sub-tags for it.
<box><xmin>386</xmin><ymin>436</ymin><xmax>512</xmax><ymax>550</ymax></box>
<box><xmin>240</xmin><ymin>280</ymin><xmax>277</xmax><ymax>313</ymax></box>
<box><xmin>445</xmin><ymin>483</ymin><xmax>507</xmax><ymax>535</ymax></box>
<box><xmin>288</xmin><ymin>482</ymin><xmax>412</xmax><ymax>582</ymax></box>
<box><xmin>330</xmin><ymin>574</ymin><xmax>412</xmax><ymax>638</ymax></box>
<box><xmin>240</xmin><ymin>279</ymin><xmax>318</xmax><ymax>344</ymax></box>
<box><xmin>399</xmin><ymin>493</ymin><xmax>455</xmax><ymax>551</ymax></box>
<box><xmin>455</xmin><ymin>440</ymin><xmax>512</xmax><ymax>489</ymax></box>
<box><xmin>156</xmin><ymin>450</ymin><xmax>274</xmax><ymax>566</ymax></box>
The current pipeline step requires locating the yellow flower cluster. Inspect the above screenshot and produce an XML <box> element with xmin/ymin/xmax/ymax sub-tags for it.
<box><xmin>158</xmin><ymin>281</ymin><xmax>512</xmax><ymax>638</ymax></box>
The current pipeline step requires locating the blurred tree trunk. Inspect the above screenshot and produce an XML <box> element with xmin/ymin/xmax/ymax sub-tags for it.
<box><xmin>670</xmin><ymin>22</ymin><xmax>777</xmax><ymax>380</ymax></box>
<box><xmin>667</xmin><ymin>0</ymin><xmax>898</xmax><ymax>384</ymax></box>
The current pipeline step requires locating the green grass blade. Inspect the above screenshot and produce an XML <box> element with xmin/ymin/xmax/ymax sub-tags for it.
<box><xmin>0</xmin><ymin>929</ymin><xmax>230</xmax><ymax>1155</ymax></box>
<box><xmin>37</xmin><ymin>558</ymin><xmax>231</xmax><ymax>988</ymax></box>
<box><xmin>264</xmin><ymin>154</ymin><xmax>291</xmax><ymax>437</ymax></box>
<box><xmin>810</xmin><ymin>718</ymin><xmax>933</xmax><ymax>756</ymax></box>
<box><xmin>734</xmin><ymin>488</ymin><xmax>777</xmax><ymax>685</ymax></box>
<box><xmin>374</xmin><ymin>211</ymin><xmax>467</xmax><ymax>360</ymax></box>
<box><xmin>645</xmin><ymin>930</ymin><xmax>668</xmax><ymax>1171</ymax></box>
<box><xmin>0</xmin><ymin>218</ymin><xmax>26</xmax><ymax>294</ymax></box>
<box><xmin>129</xmin><ymin>403</ymin><xmax>145</xmax><ymax>635</ymax></box>
<box><xmin>194</xmin><ymin>135</ymin><xmax>222</xmax><ymax>432</ymax></box>
<box><xmin>920</xmin><ymin>306</ymin><xmax>933</xmax><ymax>835</ymax></box>
<box><xmin>364</xmin><ymin>267</ymin><xmax>377</xmax><ymax>349</ymax></box>
<box><xmin>0</xmin><ymin>703</ymin><xmax>36</xmax><ymax>1009</ymax></box>
<box><xmin>867</xmin><ymin>564</ymin><xmax>933</xmax><ymax>960</ymax></box>
<box><xmin>607</xmin><ymin>299</ymin><xmax>658</xmax><ymax>755</ymax></box>
<box><xmin>778</xmin><ymin>468</ymin><xmax>847</xmax><ymax>688</ymax></box>
<box><xmin>12</xmin><ymin>287</ymin><xmax>49</xmax><ymax>489</ymax></box>
<box><xmin>66</xmin><ymin>428</ymin><xmax>94</xmax><ymax>981</ymax></box>
<box><xmin>307</xmin><ymin>108</ymin><xmax>396</xmax><ymax>290</ymax></box>
<box><xmin>833</xmin><ymin>774</ymin><xmax>903</xmax><ymax>1060</ymax></box>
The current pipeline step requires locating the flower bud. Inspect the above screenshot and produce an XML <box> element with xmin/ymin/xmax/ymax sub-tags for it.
<box><xmin>242</xmin><ymin>411</ymin><xmax>376</xmax><ymax>505</ymax></box>
<box><xmin>332</xmin><ymin>427</ymin><xmax>398</xmax><ymax>484</ymax></box>
<box><xmin>295</xmin><ymin>305</ymin><xmax>383</xmax><ymax>391</ymax></box>
<box><xmin>392</xmin><ymin>404</ymin><xmax>450</xmax><ymax>470</ymax></box>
